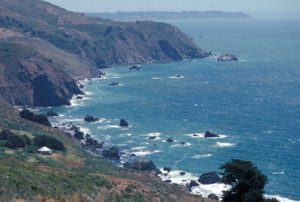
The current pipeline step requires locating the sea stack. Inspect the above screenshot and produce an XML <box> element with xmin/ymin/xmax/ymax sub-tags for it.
<box><xmin>217</xmin><ymin>53</ymin><xmax>238</xmax><ymax>61</ymax></box>
<box><xmin>120</xmin><ymin>119</ymin><xmax>129</xmax><ymax>127</ymax></box>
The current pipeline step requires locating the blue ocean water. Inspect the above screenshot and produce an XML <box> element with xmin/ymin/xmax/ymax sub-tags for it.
<box><xmin>39</xmin><ymin>19</ymin><xmax>300</xmax><ymax>201</ymax></box>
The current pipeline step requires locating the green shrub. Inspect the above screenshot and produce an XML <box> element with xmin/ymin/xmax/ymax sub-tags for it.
<box><xmin>5</xmin><ymin>134</ymin><xmax>26</xmax><ymax>149</ymax></box>
<box><xmin>1</xmin><ymin>130</ymin><xmax>32</xmax><ymax>149</ymax></box>
<box><xmin>0</xmin><ymin>129</ymin><xmax>14</xmax><ymax>140</ymax></box>
<box><xmin>34</xmin><ymin>135</ymin><xmax>66</xmax><ymax>151</ymax></box>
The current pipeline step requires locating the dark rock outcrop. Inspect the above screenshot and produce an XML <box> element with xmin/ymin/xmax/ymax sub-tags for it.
<box><xmin>85</xmin><ymin>137</ymin><xmax>103</xmax><ymax>149</ymax></box>
<box><xmin>109</xmin><ymin>82</ymin><xmax>119</xmax><ymax>86</ymax></box>
<box><xmin>198</xmin><ymin>172</ymin><xmax>222</xmax><ymax>185</ymax></box>
<box><xmin>204</xmin><ymin>131</ymin><xmax>220</xmax><ymax>138</ymax></box>
<box><xmin>217</xmin><ymin>53</ymin><xmax>238</xmax><ymax>61</ymax></box>
<box><xmin>19</xmin><ymin>109</ymin><xmax>51</xmax><ymax>127</ymax></box>
<box><xmin>208</xmin><ymin>194</ymin><xmax>219</xmax><ymax>201</ymax></box>
<box><xmin>102</xmin><ymin>146</ymin><xmax>120</xmax><ymax>160</ymax></box>
<box><xmin>187</xmin><ymin>180</ymin><xmax>199</xmax><ymax>191</ymax></box>
<box><xmin>74</xmin><ymin>131</ymin><xmax>84</xmax><ymax>140</ymax></box>
<box><xmin>129</xmin><ymin>65</ymin><xmax>142</xmax><ymax>70</ymax></box>
<box><xmin>124</xmin><ymin>158</ymin><xmax>161</xmax><ymax>174</ymax></box>
<box><xmin>84</xmin><ymin>115</ymin><xmax>99</xmax><ymax>122</ymax></box>
<box><xmin>166</xmin><ymin>138</ymin><xmax>174</xmax><ymax>143</ymax></box>
<box><xmin>163</xmin><ymin>167</ymin><xmax>172</xmax><ymax>172</ymax></box>
<box><xmin>46</xmin><ymin>111</ymin><xmax>59</xmax><ymax>117</ymax></box>
<box><xmin>120</xmin><ymin>119</ymin><xmax>129</xmax><ymax>127</ymax></box>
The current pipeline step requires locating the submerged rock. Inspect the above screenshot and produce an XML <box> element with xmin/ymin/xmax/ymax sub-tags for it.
<box><xmin>102</xmin><ymin>146</ymin><xmax>120</xmax><ymax>160</ymax></box>
<box><xmin>84</xmin><ymin>115</ymin><xmax>99</xmax><ymax>122</ymax></box>
<box><xmin>204</xmin><ymin>131</ymin><xmax>220</xmax><ymax>138</ymax></box>
<box><xmin>217</xmin><ymin>53</ymin><xmax>238</xmax><ymax>61</ymax></box>
<box><xmin>163</xmin><ymin>167</ymin><xmax>172</xmax><ymax>172</ymax></box>
<box><xmin>74</xmin><ymin>130</ymin><xmax>84</xmax><ymax>140</ymax></box>
<box><xmin>70</xmin><ymin>125</ymin><xmax>80</xmax><ymax>131</ymax></box>
<box><xmin>109</xmin><ymin>82</ymin><xmax>119</xmax><ymax>86</ymax></box>
<box><xmin>129</xmin><ymin>64</ymin><xmax>142</xmax><ymax>70</ymax></box>
<box><xmin>208</xmin><ymin>194</ymin><xmax>219</xmax><ymax>201</ymax></box>
<box><xmin>124</xmin><ymin>158</ymin><xmax>161</xmax><ymax>174</ymax></box>
<box><xmin>120</xmin><ymin>119</ymin><xmax>129</xmax><ymax>127</ymax></box>
<box><xmin>187</xmin><ymin>180</ymin><xmax>199</xmax><ymax>191</ymax></box>
<box><xmin>85</xmin><ymin>137</ymin><xmax>103</xmax><ymax>149</ymax></box>
<box><xmin>46</xmin><ymin>111</ymin><xmax>59</xmax><ymax>117</ymax></box>
<box><xmin>166</xmin><ymin>138</ymin><xmax>174</xmax><ymax>143</ymax></box>
<box><xmin>198</xmin><ymin>172</ymin><xmax>222</xmax><ymax>185</ymax></box>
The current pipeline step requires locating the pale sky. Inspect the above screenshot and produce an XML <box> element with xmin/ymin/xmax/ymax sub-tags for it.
<box><xmin>44</xmin><ymin>0</ymin><xmax>300</xmax><ymax>13</ymax></box>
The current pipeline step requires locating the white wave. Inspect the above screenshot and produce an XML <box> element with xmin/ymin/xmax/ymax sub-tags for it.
<box><xmin>131</xmin><ymin>146</ymin><xmax>146</xmax><ymax>151</ymax></box>
<box><xmin>191</xmin><ymin>183</ymin><xmax>231</xmax><ymax>198</ymax></box>
<box><xmin>70</xmin><ymin>98</ymin><xmax>80</xmax><ymax>107</ymax></box>
<box><xmin>61</xmin><ymin>118</ymin><xmax>83</xmax><ymax>123</ymax></box>
<box><xmin>84</xmin><ymin>91</ymin><xmax>94</xmax><ymax>96</ymax></box>
<box><xmin>158</xmin><ymin>169</ymin><xmax>230</xmax><ymax>198</ymax></box>
<box><xmin>101</xmin><ymin>73</ymin><xmax>121</xmax><ymax>80</ymax></box>
<box><xmin>97</xmin><ymin>125</ymin><xmax>120</xmax><ymax>130</ymax></box>
<box><xmin>263</xmin><ymin>130</ymin><xmax>274</xmax><ymax>134</ymax></box>
<box><xmin>159</xmin><ymin>169</ymin><xmax>196</xmax><ymax>185</ymax></box>
<box><xmin>171</xmin><ymin>142</ymin><xmax>192</xmax><ymax>148</ymax></box>
<box><xmin>192</xmin><ymin>154</ymin><xmax>213</xmax><ymax>159</ymax></box>
<box><xmin>272</xmin><ymin>171</ymin><xmax>285</xmax><ymax>175</ymax></box>
<box><xmin>215</xmin><ymin>142</ymin><xmax>236</xmax><ymax>148</ymax></box>
<box><xmin>266</xmin><ymin>195</ymin><xmax>300</xmax><ymax>202</ymax></box>
<box><xmin>187</xmin><ymin>133</ymin><xmax>227</xmax><ymax>139</ymax></box>
<box><xmin>169</xmin><ymin>75</ymin><xmax>185</xmax><ymax>79</ymax></box>
<box><xmin>119</xmin><ymin>133</ymin><xmax>133</xmax><ymax>137</ymax></box>
<box><xmin>145</xmin><ymin>132</ymin><xmax>162</xmax><ymax>137</ymax></box>
<box><xmin>95</xmin><ymin>118</ymin><xmax>107</xmax><ymax>123</ymax></box>
<box><xmin>132</xmin><ymin>150</ymin><xmax>161</xmax><ymax>157</ymax></box>
<box><xmin>152</xmin><ymin>77</ymin><xmax>162</xmax><ymax>80</ymax></box>
<box><xmin>80</xmin><ymin>127</ymin><xmax>91</xmax><ymax>134</ymax></box>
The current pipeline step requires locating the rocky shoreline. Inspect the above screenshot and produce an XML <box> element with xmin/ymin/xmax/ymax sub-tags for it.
<box><xmin>35</xmin><ymin>75</ymin><xmax>229</xmax><ymax>200</ymax></box>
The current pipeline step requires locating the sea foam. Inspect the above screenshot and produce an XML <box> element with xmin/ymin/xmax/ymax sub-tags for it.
<box><xmin>215</xmin><ymin>142</ymin><xmax>236</xmax><ymax>148</ymax></box>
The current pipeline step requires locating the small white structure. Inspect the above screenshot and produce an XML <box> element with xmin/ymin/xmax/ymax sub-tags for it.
<box><xmin>38</xmin><ymin>146</ymin><xmax>52</xmax><ymax>155</ymax></box>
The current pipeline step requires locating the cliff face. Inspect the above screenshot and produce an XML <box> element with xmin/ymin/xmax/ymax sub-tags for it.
<box><xmin>0</xmin><ymin>0</ymin><xmax>208</xmax><ymax>107</ymax></box>
<box><xmin>0</xmin><ymin>41</ymin><xmax>81</xmax><ymax>106</ymax></box>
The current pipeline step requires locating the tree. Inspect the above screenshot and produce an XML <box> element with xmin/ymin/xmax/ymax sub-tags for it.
<box><xmin>220</xmin><ymin>159</ymin><xmax>278</xmax><ymax>202</ymax></box>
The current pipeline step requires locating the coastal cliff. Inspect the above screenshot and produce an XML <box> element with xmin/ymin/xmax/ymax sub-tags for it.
<box><xmin>0</xmin><ymin>0</ymin><xmax>208</xmax><ymax>107</ymax></box>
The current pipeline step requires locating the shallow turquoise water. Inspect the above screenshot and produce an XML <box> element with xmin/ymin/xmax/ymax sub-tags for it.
<box><xmin>38</xmin><ymin>19</ymin><xmax>300</xmax><ymax>200</ymax></box>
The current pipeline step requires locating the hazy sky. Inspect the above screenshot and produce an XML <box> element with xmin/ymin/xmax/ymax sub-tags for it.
<box><xmin>45</xmin><ymin>0</ymin><xmax>300</xmax><ymax>13</ymax></box>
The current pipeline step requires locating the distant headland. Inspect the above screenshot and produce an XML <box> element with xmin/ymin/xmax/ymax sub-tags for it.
<box><xmin>87</xmin><ymin>11</ymin><xmax>251</xmax><ymax>21</ymax></box>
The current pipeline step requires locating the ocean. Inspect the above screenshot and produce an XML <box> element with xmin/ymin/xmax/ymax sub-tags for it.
<box><xmin>37</xmin><ymin>18</ymin><xmax>300</xmax><ymax>201</ymax></box>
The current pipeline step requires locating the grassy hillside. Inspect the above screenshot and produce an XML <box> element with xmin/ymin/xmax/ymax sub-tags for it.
<box><xmin>0</xmin><ymin>103</ymin><xmax>212</xmax><ymax>202</ymax></box>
